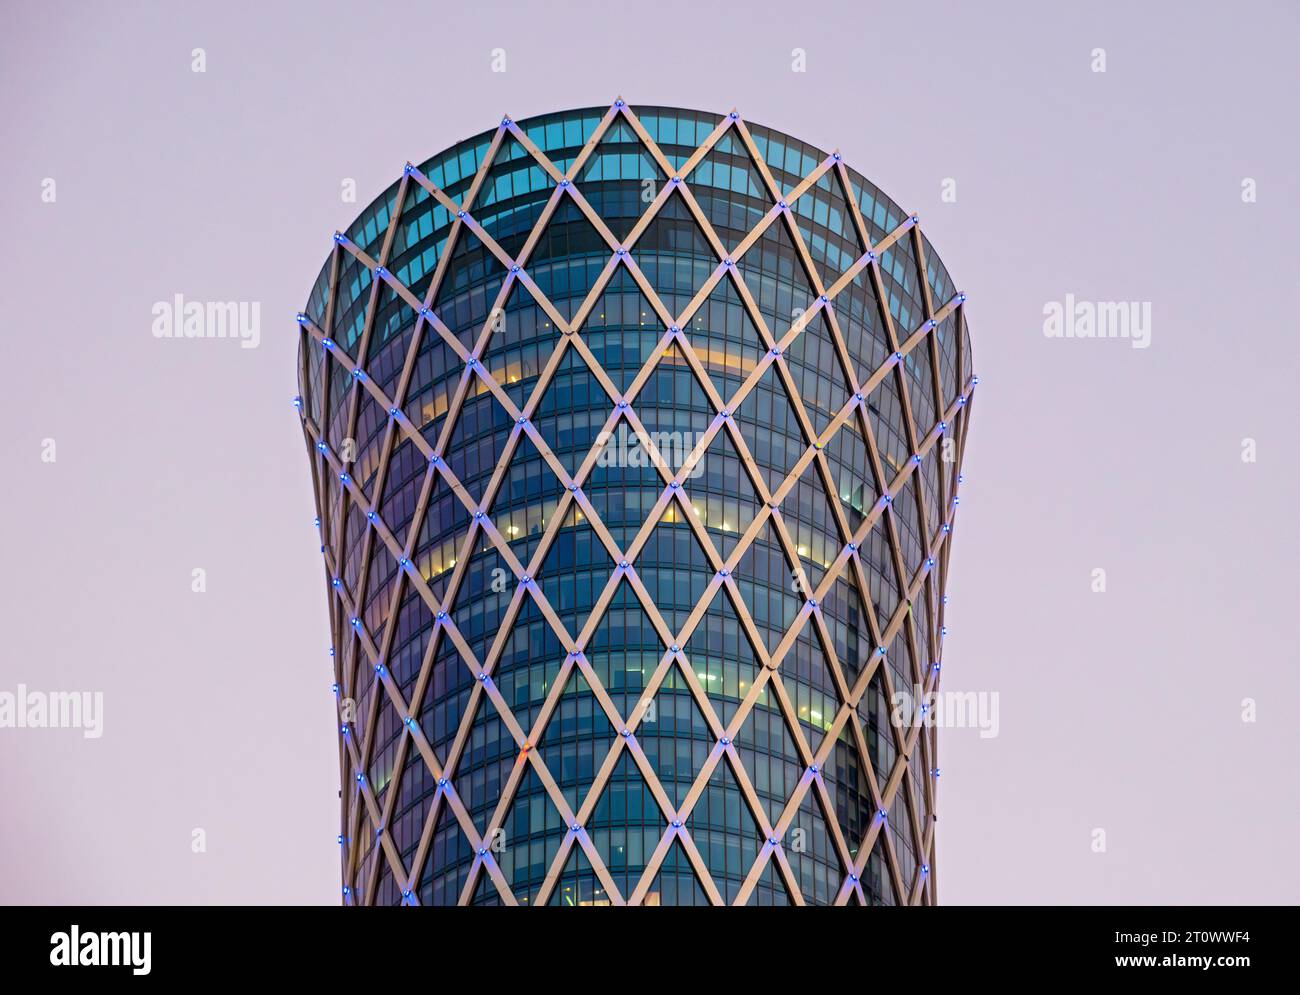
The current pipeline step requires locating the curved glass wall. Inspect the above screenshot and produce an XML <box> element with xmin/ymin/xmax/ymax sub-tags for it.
<box><xmin>297</xmin><ymin>104</ymin><xmax>975</xmax><ymax>906</ymax></box>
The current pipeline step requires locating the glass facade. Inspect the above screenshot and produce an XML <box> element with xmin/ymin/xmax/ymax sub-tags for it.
<box><xmin>296</xmin><ymin>103</ymin><xmax>975</xmax><ymax>906</ymax></box>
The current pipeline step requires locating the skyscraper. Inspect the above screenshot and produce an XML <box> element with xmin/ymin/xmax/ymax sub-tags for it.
<box><xmin>295</xmin><ymin>101</ymin><xmax>975</xmax><ymax>906</ymax></box>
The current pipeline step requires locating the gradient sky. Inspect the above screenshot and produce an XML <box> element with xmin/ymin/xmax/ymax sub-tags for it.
<box><xmin>1</xmin><ymin>0</ymin><xmax>1297</xmax><ymax>904</ymax></box>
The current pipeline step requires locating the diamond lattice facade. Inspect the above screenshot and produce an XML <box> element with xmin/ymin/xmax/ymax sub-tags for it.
<box><xmin>295</xmin><ymin>101</ymin><xmax>976</xmax><ymax>906</ymax></box>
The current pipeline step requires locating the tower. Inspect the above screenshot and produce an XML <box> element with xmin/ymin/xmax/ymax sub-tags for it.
<box><xmin>295</xmin><ymin>102</ymin><xmax>975</xmax><ymax>905</ymax></box>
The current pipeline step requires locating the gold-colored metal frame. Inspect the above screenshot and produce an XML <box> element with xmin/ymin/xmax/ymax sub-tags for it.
<box><xmin>296</xmin><ymin>99</ymin><xmax>976</xmax><ymax>906</ymax></box>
